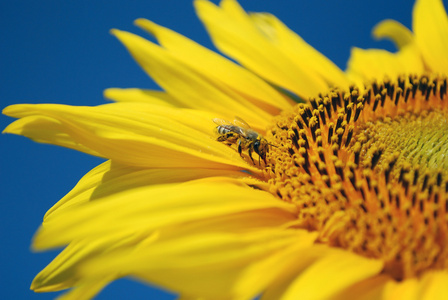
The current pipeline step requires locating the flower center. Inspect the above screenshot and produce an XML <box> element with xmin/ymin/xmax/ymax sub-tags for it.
<box><xmin>265</xmin><ymin>74</ymin><xmax>448</xmax><ymax>280</ymax></box>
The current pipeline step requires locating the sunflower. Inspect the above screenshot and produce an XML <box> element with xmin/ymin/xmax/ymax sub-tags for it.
<box><xmin>3</xmin><ymin>0</ymin><xmax>448</xmax><ymax>299</ymax></box>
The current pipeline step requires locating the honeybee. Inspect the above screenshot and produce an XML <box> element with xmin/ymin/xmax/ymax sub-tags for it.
<box><xmin>213</xmin><ymin>117</ymin><xmax>273</xmax><ymax>165</ymax></box>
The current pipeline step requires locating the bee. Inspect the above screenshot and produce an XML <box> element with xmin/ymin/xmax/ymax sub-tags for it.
<box><xmin>213</xmin><ymin>117</ymin><xmax>274</xmax><ymax>165</ymax></box>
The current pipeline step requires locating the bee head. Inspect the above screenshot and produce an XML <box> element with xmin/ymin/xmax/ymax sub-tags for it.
<box><xmin>253</xmin><ymin>139</ymin><xmax>268</xmax><ymax>163</ymax></box>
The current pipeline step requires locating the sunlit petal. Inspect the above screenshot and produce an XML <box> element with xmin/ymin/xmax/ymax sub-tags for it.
<box><xmin>33</xmin><ymin>179</ymin><xmax>296</xmax><ymax>250</ymax></box>
<box><xmin>135</xmin><ymin>18</ymin><xmax>293</xmax><ymax>112</ymax></box>
<box><xmin>413</xmin><ymin>0</ymin><xmax>448</xmax><ymax>73</ymax></box>
<box><xmin>4</xmin><ymin>103</ymin><xmax>260</xmax><ymax>171</ymax></box>
<box><xmin>250</xmin><ymin>13</ymin><xmax>350</xmax><ymax>89</ymax></box>
<box><xmin>111</xmin><ymin>28</ymin><xmax>273</xmax><ymax>125</ymax></box>
<box><xmin>195</xmin><ymin>0</ymin><xmax>329</xmax><ymax>99</ymax></box>
<box><xmin>280</xmin><ymin>250</ymin><xmax>383</xmax><ymax>299</ymax></box>
<box><xmin>44</xmin><ymin>160</ymin><xmax>247</xmax><ymax>221</ymax></box>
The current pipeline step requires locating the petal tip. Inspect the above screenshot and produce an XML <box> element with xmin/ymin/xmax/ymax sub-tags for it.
<box><xmin>134</xmin><ymin>18</ymin><xmax>150</xmax><ymax>27</ymax></box>
<box><xmin>134</xmin><ymin>18</ymin><xmax>158</xmax><ymax>36</ymax></box>
<box><xmin>2</xmin><ymin>104</ymin><xmax>19</xmax><ymax>117</ymax></box>
<box><xmin>109</xmin><ymin>28</ymin><xmax>122</xmax><ymax>37</ymax></box>
<box><xmin>103</xmin><ymin>88</ymin><xmax>117</xmax><ymax>100</ymax></box>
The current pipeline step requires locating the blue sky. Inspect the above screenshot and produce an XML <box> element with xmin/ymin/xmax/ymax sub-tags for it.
<box><xmin>0</xmin><ymin>0</ymin><xmax>425</xmax><ymax>299</ymax></box>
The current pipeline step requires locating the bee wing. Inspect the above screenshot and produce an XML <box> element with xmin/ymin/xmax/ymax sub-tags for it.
<box><xmin>213</xmin><ymin>117</ymin><xmax>245</xmax><ymax>136</ymax></box>
<box><xmin>233</xmin><ymin>126</ymin><xmax>248</xmax><ymax>137</ymax></box>
<box><xmin>233</xmin><ymin>116</ymin><xmax>251</xmax><ymax>129</ymax></box>
<box><xmin>213</xmin><ymin>118</ymin><xmax>233</xmax><ymax>126</ymax></box>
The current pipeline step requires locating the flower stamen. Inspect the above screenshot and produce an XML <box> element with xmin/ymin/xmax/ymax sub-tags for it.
<box><xmin>265</xmin><ymin>74</ymin><xmax>448</xmax><ymax>280</ymax></box>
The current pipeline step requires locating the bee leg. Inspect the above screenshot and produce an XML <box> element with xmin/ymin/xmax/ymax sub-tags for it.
<box><xmin>248</xmin><ymin>146</ymin><xmax>255</xmax><ymax>164</ymax></box>
<box><xmin>237</xmin><ymin>139</ymin><xmax>243</xmax><ymax>158</ymax></box>
<box><xmin>260</xmin><ymin>151</ymin><xmax>266</xmax><ymax>164</ymax></box>
<box><xmin>255</xmin><ymin>147</ymin><xmax>261</xmax><ymax>165</ymax></box>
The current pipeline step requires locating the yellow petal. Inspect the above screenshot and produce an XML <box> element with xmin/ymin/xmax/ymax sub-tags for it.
<box><xmin>330</xmin><ymin>275</ymin><xmax>392</xmax><ymax>300</ymax></box>
<box><xmin>259</xmin><ymin>245</ymin><xmax>331</xmax><ymax>300</ymax></box>
<box><xmin>33</xmin><ymin>224</ymin><xmax>156</xmax><ymax>295</ymax></box>
<box><xmin>32</xmin><ymin>237</ymin><xmax>123</xmax><ymax>292</ymax></box>
<box><xmin>104</xmin><ymin>88</ymin><xmax>178</xmax><ymax>107</ymax></box>
<box><xmin>111</xmin><ymin>28</ymin><xmax>273</xmax><ymax>126</ymax></box>
<box><xmin>3</xmin><ymin>103</ymin><xmax>259</xmax><ymax>172</ymax></box>
<box><xmin>135</xmin><ymin>18</ymin><xmax>293</xmax><ymax>112</ymax></box>
<box><xmin>250</xmin><ymin>13</ymin><xmax>350</xmax><ymax>89</ymax></box>
<box><xmin>33</xmin><ymin>179</ymin><xmax>296</xmax><ymax>250</ymax></box>
<box><xmin>413</xmin><ymin>0</ymin><xmax>448</xmax><ymax>74</ymax></box>
<box><xmin>82</xmin><ymin>228</ymin><xmax>302</xmax><ymax>299</ymax></box>
<box><xmin>44</xmin><ymin>160</ymin><xmax>247</xmax><ymax>221</ymax></box>
<box><xmin>373</xmin><ymin>19</ymin><xmax>414</xmax><ymax>49</ymax></box>
<box><xmin>419</xmin><ymin>271</ymin><xmax>448</xmax><ymax>300</ymax></box>
<box><xmin>346</xmin><ymin>46</ymin><xmax>424</xmax><ymax>81</ymax></box>
<box><xmin>39</xmin><ymin>208</ymin><xmax>297</xmax><ymax>299</ymax></box>
<box><xmin>97</xmin><ymin>229</ymin><xmax>300</xmax><ymax>272</ymax></box>
<box><xmin>44</xmin><ymin>161</ymin><xmax>114</xmax><ymax>221</ymax></box>
<box><xmin>55</xmin><ymin>279</ymin><xmax>112</xmax><ymax>300</ymax></box>
<box><xmin>280</xmin><ymin>249</ymin><xmax>383</xmax><ymax>299</ymax></box>
<box><xmin>383</xmin><ymin>278</ymin><xmax>419</xmax><ymax>300</ymax></box>
<box><xmin>195</xmin><ymin>0</ymin><xmax>328</xmax><ymax>99</ymax></box>
<box><xmin>234</xmin><ymin>231</ymin><xmax>318</xmax><ymax>300</ymax></box>
<box><xmin>2</xmin><ymin>114</ymin><xmax>101</xmax><ymax>157</ymax></box>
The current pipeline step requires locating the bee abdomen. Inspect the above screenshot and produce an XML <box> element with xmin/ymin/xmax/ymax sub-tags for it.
<box><xmin>217</xmin><ymin>125</ymin><xmax>239</xmax><ymax>136</ymax></box>
<box><xmin>217</xmin><ymin>125</ymin><xmax>229</xmax><ymax>135</ymax></box>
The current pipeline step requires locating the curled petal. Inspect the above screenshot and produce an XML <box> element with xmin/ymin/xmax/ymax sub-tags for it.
<box><xmin>373</xmin><ymin>19</ymin><xmax>414</xmax><ymax>49</ymax></box>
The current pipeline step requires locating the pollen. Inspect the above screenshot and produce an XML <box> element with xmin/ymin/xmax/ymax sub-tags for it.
<box><xmin>265</xmin><ymin>74</ymin><xmax>448</xmax><ymax>280</ymax></box>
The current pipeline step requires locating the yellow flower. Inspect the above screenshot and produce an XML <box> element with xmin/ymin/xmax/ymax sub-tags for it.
<box><xmin>3</xmin><ymin>0</ymin><xmax>448</xmax><ymax>299</ymax></box>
